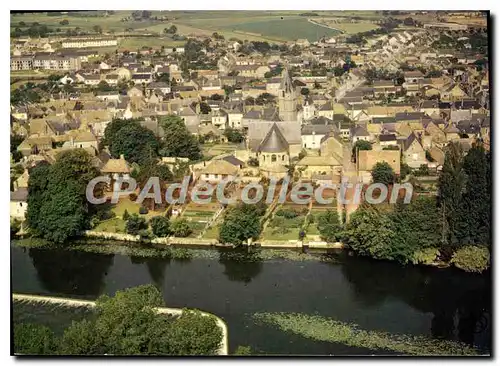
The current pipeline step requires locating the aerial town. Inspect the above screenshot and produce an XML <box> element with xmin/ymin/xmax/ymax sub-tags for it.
<box><xmin>11</xmin><ymin>10</ymin><xmax>491</xmax><ymax>357</ymax></box>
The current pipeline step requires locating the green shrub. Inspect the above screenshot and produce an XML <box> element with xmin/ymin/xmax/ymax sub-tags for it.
<box><xmin>451</xmin><ymin>245</ymin><xmax>490</xmax><ymax>273</ymax></box>
<box><xmin>275</xmin><ymin>208</ymin><xmax>298</xmax><ymax>219</ymax></box>
<box><xmin>234</xmin><ymin>345</ymin><xmax>252</xmax><ymax>355</ymax></box>
<box><xmin>171</xmin><ymin>218</ymin><xmax>192</xmax><ymax>237</ymax></box>
<box><xmin>411</xmin><ymin>248</ymin><xmax>439</xmax><ymax>265</ymax></box>
<box><xmin>123</xmin><ymin>209</ymin><xmax>130</xmax><ymax>220</ymax></box>
<box><xmin>126</xmin><ymin>214</ymin><xmax>148</xmax><ymax>235</ymax></box>
<box><xmin>150</xmin><ymin>216</ymin><xmax>171</xmax><ymax>237</ymax></box>
<box><xmin>14</xmin><ymin>323</ymin><xmax>57</xmax><ymax>355</ymax></box>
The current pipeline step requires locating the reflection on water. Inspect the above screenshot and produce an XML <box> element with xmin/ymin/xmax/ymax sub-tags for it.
<box><xmin>11</xmin><ymin>245</ymin><xmax>491</xmax><ymax>354</ymax></box>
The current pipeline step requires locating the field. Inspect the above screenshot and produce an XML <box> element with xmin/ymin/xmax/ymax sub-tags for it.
<box><xmin>11</xmin><ymin>10</ymin><xmax>384</xmax><ymax>45</ymax></box>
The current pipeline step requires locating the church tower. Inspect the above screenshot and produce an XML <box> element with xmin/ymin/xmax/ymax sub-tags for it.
<box><xmin>278</xmin><ymin>68</ymin><xmax>297</xmax><ymax>122</ymax></box>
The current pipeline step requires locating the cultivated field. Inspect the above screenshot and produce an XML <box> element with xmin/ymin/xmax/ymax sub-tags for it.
<box><xmin>11</xmin><ymin>10</ymin><xmax>385</xmax><ymax>45</ymax></box>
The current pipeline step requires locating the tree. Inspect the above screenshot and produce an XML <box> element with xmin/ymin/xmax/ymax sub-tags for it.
<box><xmin>26</xmin><ymin>150</ymin><xmax>100</xmax><ymax>243</ymax></box>
<box><xmin>255</xmin><ymin>93</ymin><xmax>276</xmax><ymax>106</ymax></box>
<box><xmin>150</xmin><ymin>216</ymin><xmax>171</xmax><ymax>237</ymax></box>
<box><xmin>371</xmin><ymin>161</ymin><xmax>395</xmax><ymax>185</ymax></box>
<box><xmin>352</xmin><ymin>140</ymin><xmax>372</xmax><ymax>161</ymax></box>
<box><xmin>59</xmin><ymin>19</ymin><xmax>69</xmax><ymax>26</ymax></box>
<box><xmin>159</xmin><ymin>115</ymin><xmax>202</xmax><ymax>161</ymax></box>
<box><xmin>199</xmin><ymin>102</ymin><xmax>211</xmax><ymax>114</ymax></box>
<box><xmin>107</xmin><ymin>121</ymin><xmax>159</xmax><ymax>165</ymax></box>
<box><xmin>300</xmin><ymin>87</ymin><xmax>310</xmax><ymax>96</ymax></box>
<box><xmin>164</xmin><ymin>25</ymin><xmax>177</xmax><ymax>34</ymax></box>
<box><xmin>457</xmin><ymin>143</ymin><xmax>490</xmax><ymax>245</ymax></box>
<box><xmin>451</xmin><ymin>245</ymin><xmax>490</xmax><ymax>273</ymax></box>
<box><xmin>96</xmin><ymin>80</ymin><xmax>114</xmax><ymax>92</ymax></box>
<box><xmin>223</xmin><ymin>128</ymin><xmax>244</xmax><ymax>143</ymax></box>
<box><xmin>155</xmin><ymin>72</ymin><xmax>170</xmax><ymax>83</ymax></box>
<box><xmin>93</xmin><ymin>25</ymin><xmax>103</xmax><ymax>34</ymax></box>
<box><xmin>400</xmin><ymin>163</ymin><xmax>411</xmax><ymax>181</ymax></box>
<box><xmin>59</xmin><ymin>285</ymin><xmax>223</xmax><ymax>355</ymax></box>
<box><xmin>170</xmin><ymin>218</ymin><xmax>192</xmax><ymax>237</ymax></box>
<box><xmin>14</xmin><ymin>323</ymin><xmax>57</xmax><ymax>355</ymax></box>
<box><xmin>342</xmin><ymin>204</ymin><xmax>409</xmax><ymax>264</ymax></box>
<box><xmin>126</xmin><ymin>214</ymin><xmax>148</xmax><ymax>235</ymax></box>
<box><xmin>437</xmin><ymin>142</ymin><xmax>466</xmax><ymax>252</ymax></box>
<box><xmin>317</xmin><ymin>210</ymin><xmax>343</xmax><ymax>242</ymax></box>
<box><xmin>219</xmin><ymin>203</ymin><xmax>264</xmax><ymax>245</ymax></box>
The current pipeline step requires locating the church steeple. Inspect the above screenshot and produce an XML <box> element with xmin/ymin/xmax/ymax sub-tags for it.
<box><xmin>278</xmin><ymin>68</ymin><xmax>297</xmax><ymax>122</ymax></box>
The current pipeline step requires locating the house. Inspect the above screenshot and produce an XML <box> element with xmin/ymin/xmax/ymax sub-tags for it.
<box><xmin>301</xmin><ymin>124</ymin><xmax>334</xmax><ymax>150</ymax></box>
<box><xmin>296</xmin><ymin>155</ymin><xmax>342</xmax><ymax>182</ymax></box>
<box><xmin>82</xmin><ymin>74</ymin><xmax>101</xmax><ymax>86</ymax></box>
<box><xmin>146</xmin><ymin>82</ymin><xmax>171</xmax><ymax>96</ymax></box>
<box><xmin>100</xmin><ymin>154</ymin><xmax>131</xmax><ymax>191</ymax></box>
<box><xmin>378</xmin><ymin>133</ymin><xmax>398</xmax><ymax>147</ymax></box>
<box><xmin>131</xmin><ymin>73</ymin><xmax>153</xmax><ymax>85</ymax></box>
<box><xmin>350</xmin><ymin>124</ymin><xmax>371</xmax><ymax>143</ymax></box>
<box><xmin>63</xmin><ymin>131</ymin><xmax>98</xmax><ymax>150</ymax></box>
<box><xmin>233</xmin><ymin>64</ymin><xmax>270</xmax><ymax>79</ymax></box>
<box><xmin>357</xmin><ymin>149</ymin><xmax>401</xmax><ymax>183</ymax></box>
<box><xmin>17</xmin><ymin>136</ymin><xmax>53</xmax><ymax>157</ymax></box>
<box><xmin>199</xmin><ymin>158</ymin><xmax>240</xmax><ymax>183</ymax></box>
<box><xmin>400</xmin><ymin>133</ymin><xmax>427</xmax><ymax>168</ymax></box>
<box><xmin>10</xmin><ymin>188</ymin><xmax>28</xmax><ymax>220</ymax></box>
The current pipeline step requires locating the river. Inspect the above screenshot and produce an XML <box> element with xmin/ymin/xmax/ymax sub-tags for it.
<box><xmin>11</xmin><ymin>244</ymin><xmax>491</xmax><ymax>355</ymax></box>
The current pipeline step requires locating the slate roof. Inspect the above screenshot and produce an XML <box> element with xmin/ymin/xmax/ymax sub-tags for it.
<box><xmin>258</xmin><ymin>123</ymin><xmax>289</xmax><ymax>153</ymax></box>
<box><xmin>10</xmin><ymin>187</ymin><xmax>28</xmax><ymax>202</ymax></box>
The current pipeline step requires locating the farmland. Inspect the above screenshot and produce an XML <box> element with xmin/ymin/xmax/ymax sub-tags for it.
<box><xmin>11</xmin><ymin>10</ymin><xmax>384</xmax><ymax>45</ymax></box>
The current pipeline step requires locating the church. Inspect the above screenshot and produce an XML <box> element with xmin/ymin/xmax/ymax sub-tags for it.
<box><xmin>237</xmin><ymin>69</ymin><xmax>303</xmax><ymax>178</ymax></box>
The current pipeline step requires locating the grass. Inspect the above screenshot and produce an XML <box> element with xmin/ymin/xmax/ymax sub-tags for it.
<box><xmin>201</xmin><ymin>143</ymin><xmax>239</xmax><ymax>157</ymax></box>
<box><xmin>203</xmin><ymin>225</ymin><xmax>219</xmax><ymax>240</ymax></box>
<box><xmin>261</xmin><ymin>227</ymin><xmax>301</xmax><ymax>242</ymax></box>
<box><xmin>253</xmin><ymin>312</ymin><xmax>480</xmax><ymax>356</ymax></box>
<box><xmin>94</xmin><ymin>217</ymin><xmax>126</xmax><ymax>233</ymax></box>
<box><xmin>111</xmin><ymin>198</ymin><xmax>164</xmax><ymax>220</ymax></box>
<box><xmin>223</xmin><ymin>17</ymin><xmax>341</xmax><ymax>42</ymax></box>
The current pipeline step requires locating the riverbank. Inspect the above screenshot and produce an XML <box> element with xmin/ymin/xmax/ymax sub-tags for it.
<box><xmin>12</xmin><ymin>235</ymin><xmax>462</xmax><ymax>271</ymax></box>
<box><xmin>12</xmin><ymin>237</ymin><xmax>345</xmax><ymax>263</ymax></box>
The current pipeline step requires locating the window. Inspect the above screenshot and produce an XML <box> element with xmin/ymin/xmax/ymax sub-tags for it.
<box><xmin>282</xmin><ymin>155</ymin><xmax>285</xmax><ymax>161</ymax></box>
<box><xmin>214</xmin><ymin>174</ymin><xmax>218</xmax><ymax>179</ymax></box>
<box><xmin>271</xmin><ymin>154</ymin><xmax>277</xmax><ymax>162</ymax></box>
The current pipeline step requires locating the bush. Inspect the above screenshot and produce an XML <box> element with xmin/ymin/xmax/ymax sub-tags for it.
<box><xmin>126</xmin><ymin>214</ymin><xmax>148</xmax><ymax>235</ymax></box>
<box><xmin>275</xmin><ymin>208</ymin><xmax>298</xmax><ymax>219</ymax></box>
<box><xmin>123</xmin><ymin>209</ymin><xmax>130</xmax><ymax>220</ymax></box>
<box><xmin>411</xmin><ymin>247</ymin><xmax>439</xmax><ymax>265</ymax></box>
<box><xmin>150</xmin><ymin>216</ymin><xmax>171</xmax><ymax>237</ymax></box>
<box><xmin>171</xmin><ymin>218</ymin><xmax>192</xmax><ymax>237</ymax></box>
<box><xmin>14</xmin><ymin>323</ymin><xmax>57</xmax><ymax>355</ymax></box>
<box><xmin>130</xmin><ymin>193</ymin><xmax>138</xmax><ymax>201</ymax></box>
<box><xmin>139</xmin><ymin>206</ymin><xmax>149</xmax><ymax>215</ymax></box>
<box><xmin>234</xmin><ymin>345</ymin><xmax>252</xmax><ymax>355</ymax></box>
<box><xmin>451</xmin><ymin>245</ymin><xmax>490</xmax><ymax>273</ymax></box>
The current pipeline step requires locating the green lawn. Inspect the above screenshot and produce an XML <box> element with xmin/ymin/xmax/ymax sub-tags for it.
<box><xmin>203</xmin><ymin>225</ymin><xmax>219</xmax><ymax>240</ymax></box>
<box><xmin>111</xmin><ymin>198</ymin><xmax>164</xmax><ymax>220</ymax></box>
<box><xmin>94</xmin><ymin>217</ymin><xmax>125</xmax><ymax>233</ymax></box>
<box><xmin>220</xmin><ymin>17</ymin><xmax>342</xmax><ymax>42</ymax></box>
<box><xmin>261</xmin><ymin>227</ymin><xmax>301</xmax><ymax>241</ymax></box>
